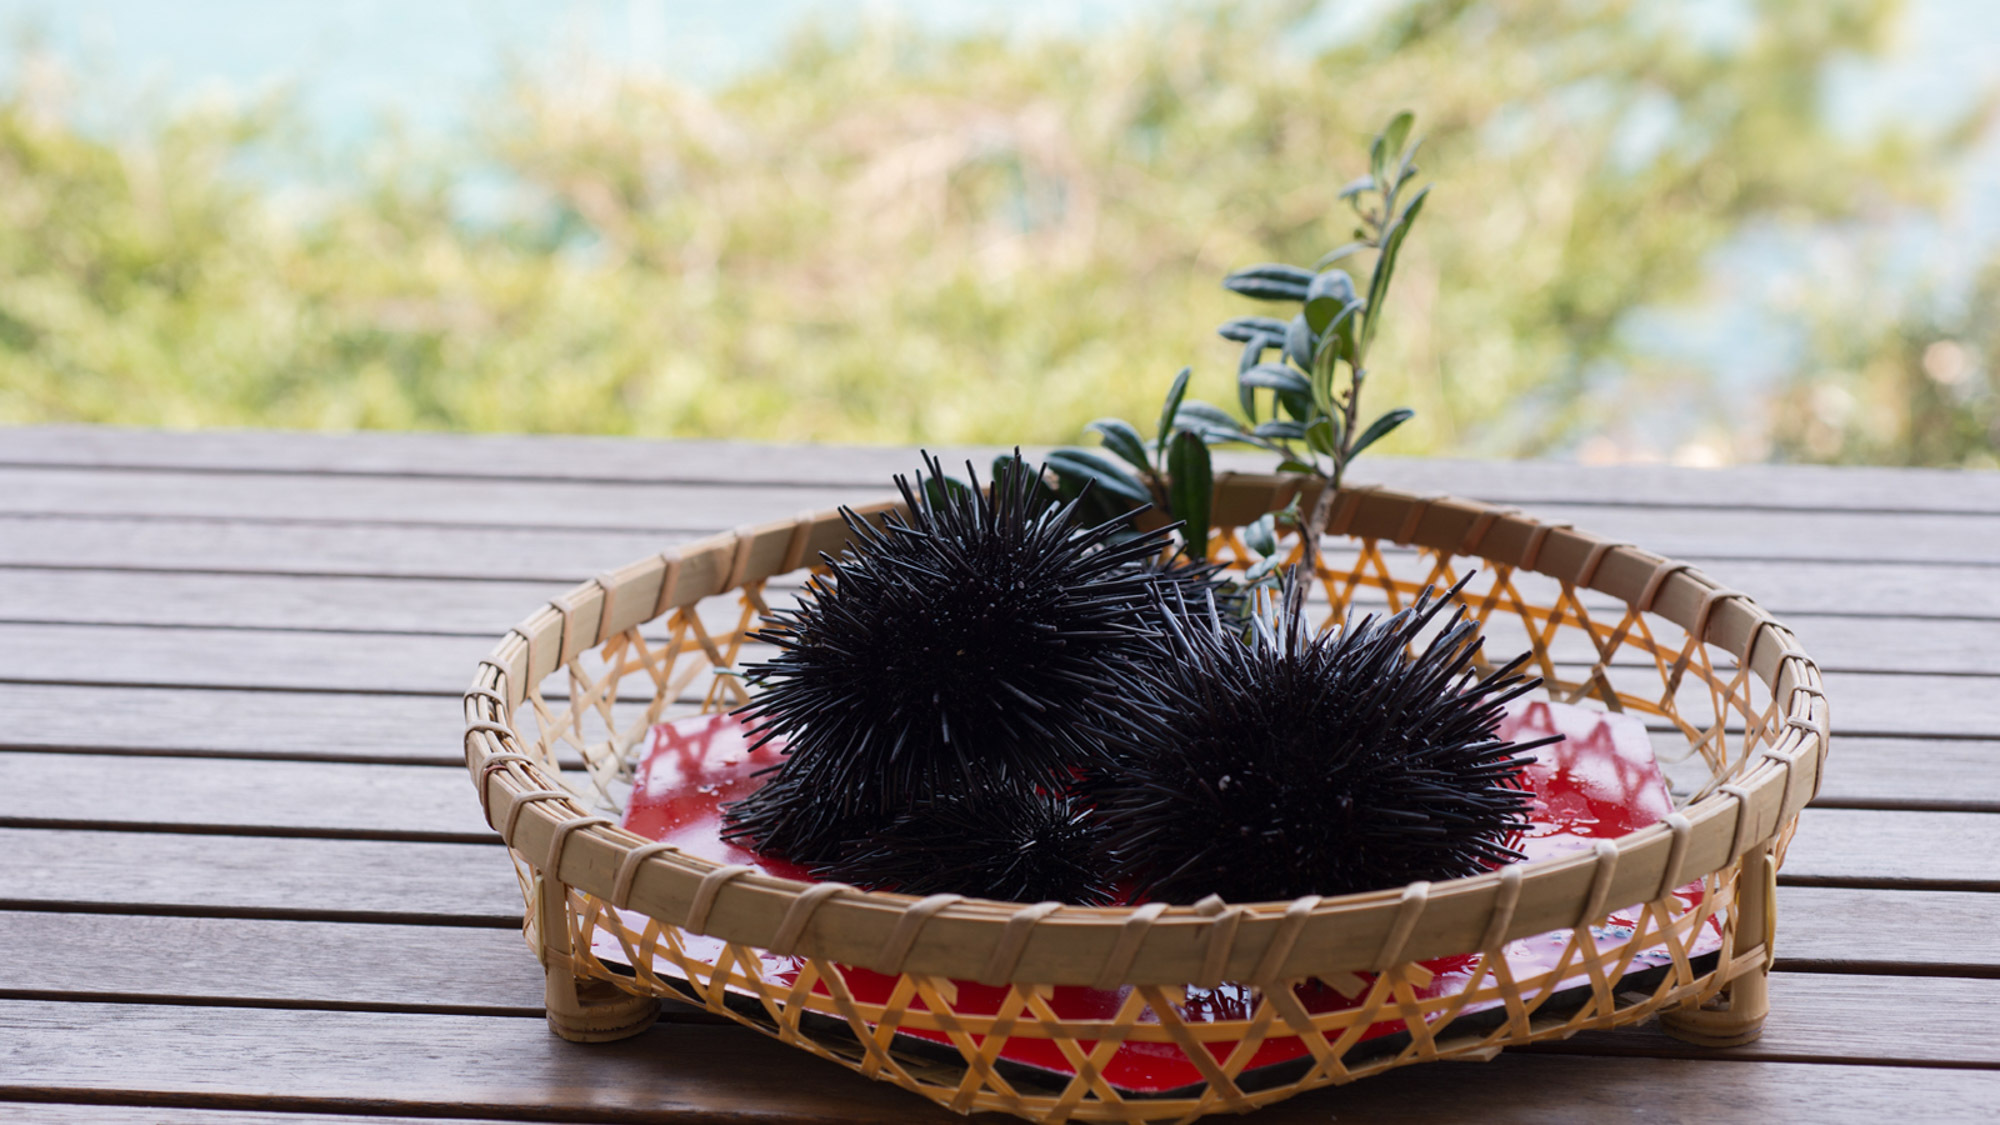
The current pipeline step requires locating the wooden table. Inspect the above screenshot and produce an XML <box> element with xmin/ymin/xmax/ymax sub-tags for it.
<box><xmin>3</xmin><ymin>425</ymin><xmax>1997</xmax><ymax>1123</ymax></box>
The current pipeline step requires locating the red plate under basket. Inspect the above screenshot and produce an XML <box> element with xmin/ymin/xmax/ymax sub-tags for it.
<box><xmin>591</xmin><ymin>700</ymin><xmax>1722</xmax><ymax>1097</ymax></box>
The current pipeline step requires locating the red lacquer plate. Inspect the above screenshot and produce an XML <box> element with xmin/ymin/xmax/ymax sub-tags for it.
<box><xmin>592</xmin><ymin>700</ymin><xmax>1723</xmax><ymax>1096</ymax></box>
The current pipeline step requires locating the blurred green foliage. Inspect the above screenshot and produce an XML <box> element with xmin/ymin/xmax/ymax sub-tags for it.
<box><xmin>0</xmin><ymin>0</ymin><xmax>1988</xmax><ymax>464</ymax></box>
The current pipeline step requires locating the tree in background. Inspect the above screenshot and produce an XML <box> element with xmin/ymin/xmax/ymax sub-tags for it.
<box><xmin>1766</xmin><ymin>256</ymin><xmax>2000</xmax><ymax>468</ymax></box>
<box><xmin>0</xmin><ymin>0</ymin><xmax>1986</xmax><ymax>467</ymax></box>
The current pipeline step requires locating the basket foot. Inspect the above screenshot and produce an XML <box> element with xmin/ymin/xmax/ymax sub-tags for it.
<box><xmin>1660</xmin><ymin>965</ymin><xmax>1768</xmax><ymax>1048</ymax></box>
<box><xmin>546</xmin><ymin>970</ymin><xmax>660</xmax><ymax>1043</ymax></box>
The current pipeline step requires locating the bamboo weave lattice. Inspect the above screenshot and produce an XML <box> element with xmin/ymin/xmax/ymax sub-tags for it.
<box><xmin>462</xmin><ymin>478</ymin><xmax>1830</xmax><ymax>1124</ymax></box>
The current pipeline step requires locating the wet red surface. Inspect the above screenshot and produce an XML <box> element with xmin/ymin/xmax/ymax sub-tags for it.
<box><xmin>608</xmin><ymin>700</ymin><xmax>1716</xmax><ymax>1093</ymax></box>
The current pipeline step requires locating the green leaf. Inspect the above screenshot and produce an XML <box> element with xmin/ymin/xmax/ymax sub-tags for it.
<box><xmin>1308</xmin><ymin>269</ymin><xmax>1357</xmax><ymax>306</ymax></box>
<box><xmin>1052</xmin><ymin>471</ymin><xmax>1134</xmax><ymax>529</ymax></box>
<box><xmin>1314</xmin><ymin>241</ymin><xmax>1369</xmax><ymax>269</ymax></box>
<box><xmin>1277</xmin><ymin>387</ymin><xmax>1314</xmax><ymax>422</ymax></box>
<box><xmin>1303</xmin><ymin>269</ymin><xmax>1357</xmax><ymax>334</ymax></box>
<box><xmin>992</xmin><ymin>454</ymin><xmax>1061</xmax><ymax>508</ymax></box>
<box><xmin>1167</xmin><ymin>429</ymin><xmax>1213</xmax><ymax>560</ymax></box>
<box><xmin>1155</xmin><ymin>366</ymin><xmax>1191</xmax><ymax>455</ymax></box>
<box><xmin>1236</xmin><ymin>339</ymin><xmax>1265</xmax><ymax>420</ymax></box>
<box><xmin>1381</xmin><ymin>111</ymin><xmax>1415</xmax><ymax>170</ymax></box>
<box><xmin>1395</xmin><ymin>155</ymin><xmax>1423</xmax><ymax>192</ymax></box>
<box><xmin>1222</xmin><ymin>263</ymin><xmax>1313</xmax><ymax>303</ymax></box>
<box><xmin>1336</xmin><ymin>174</ymin><xmax>1374</xmax><ymax>201</ymax></box>
<box><xmin>1225</xmin><ymin>262</ymin><xmax>1313</xmax><ymax>285</ymax></box>
<box><xmin>1045</xmin><ymin>449</ymin><xmax>1152</xmax><ymax>511</ymax></box>
<box><xmin>1313</xmin><ymin>301</ymin><xmax>1362</xmax><ymax>367</ymax></box>
<box><xmin>1244</xmin><ymin>513</ymin><xmax>1277</xmax><ymax>557</ymax></box>
<box><xmin>1086</xmin><ymin>418</ymin><xmax>1152</xmax><ymax>474</ymax></box>
<box><xmin>1245</xmin><ymin>554</ymin><xmax>1285</xmax><ymax>583</ymax></box>
<box><xmin>1275</xmin><ymin>458</ymin><xmax>1315</xmax><ymax>474</ymax></box>
<box><xmin>1348</xmin><ymin>407</ymin><xmax>1416</xmax><ymax>458</ymax></box>
<box><xmin>1239</xmin><ymin>363</ymin><xmax>1311</xmax><ymax>395</ymax></box>
<box><xmin>922</xmin><ymin>472</ymin><xmax>972</xmax><ymax>508</ymax></box>
<box><xmin>1174</xmin><ymin>399</ymin><xmax>1247</xmax><ymax>435</ymax></box>
<box><xmin>1217</xmin><ymin>315</ymin><xmax>1289</xmax><ymax>343</ymax></box>
<box><xmin>1254</xmin><ymin>420</ymin><xmax>1306</xmax><ymax>441</ymax></box>
<box><xmin>1306</xmin><ymin>415</ymin><xmax>1341</xmax><ymax>457</ymax></box>
<box><xmin>1237</xmin><ymin>337</ymin><xmax>1268</xmax><ymax>375</ymax></box>
<box><xmin>1362</xmin><ymin>184</ymin><xmax>1428</xmax><ymax>355</ymax></box>
<box><xmin>1284</xmin><ymin>314</ymin><xmax>1315</xmax><ymax>370</ymax></box>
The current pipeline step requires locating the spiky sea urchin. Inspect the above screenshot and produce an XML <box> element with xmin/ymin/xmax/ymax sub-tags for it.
<box><xmin>1092</xmin><ymin>574</ymin><xmax>1556</xmax><ymax>904</ymax></box>
<box><xmin>722</xmin><ymin>451</ymin><xmax>1195</xmax><ymax>867</ymax></box>
<box><xmin>813</xmin><ymin>790</ymin><xmax>1115</xmax><ymax>905</ymax></box>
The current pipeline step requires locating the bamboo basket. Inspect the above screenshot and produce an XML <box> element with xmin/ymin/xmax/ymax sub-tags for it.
<box><xmin>461</xmin><ymin>476</ymin><xmax>1829</xmax><ymax>1123</ymax></box>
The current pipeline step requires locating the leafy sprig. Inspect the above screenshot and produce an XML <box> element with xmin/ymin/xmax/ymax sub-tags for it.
<box><xmin>1227</xmin><ymin>110</ymin><xmax>1425</xmax><ymax>493</ymax></box>
<box><xmin>1043</xmin><ymin>366</ymin><xmax>1217</xmax><ymax>563</ymax></box>
<box><xmin>1048</xmin><ymin>113</ymin><xmax>1429</xmax><ymax>564</ymax></box>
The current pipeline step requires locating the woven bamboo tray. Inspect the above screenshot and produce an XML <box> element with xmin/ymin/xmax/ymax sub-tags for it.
<box><xmin>461</xmin><ymin>475</ymin><xmax>1829</xmax><ymax>1123</ymax></box>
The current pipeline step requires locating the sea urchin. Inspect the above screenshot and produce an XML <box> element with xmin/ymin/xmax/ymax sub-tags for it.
<box><xmin>722</xmin><ymin>451</ymin><xmax>1188</xmax><ymax>867</ymax></box>
<box><xmin>813</xmin><ymin>790</ymin><xmax>1115</xmax><ymax>905</ymax></box>
<box><xmin>1093</xmin><ymin>574</ymin><xmax>1555</xmax><ymax>903</ymax></box>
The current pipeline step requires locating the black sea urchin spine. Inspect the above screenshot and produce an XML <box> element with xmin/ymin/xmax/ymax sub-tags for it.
<box><xmin>722</xmin><ymin>451</ymin><xmax>1194</xmax><ymax>867</ymax></box>
<box><xmin>1093</xmin><ymin>573</ymin><xmax>1558</xmax><ymax>903</ymax></box>
<box><xmin>812</xmin><ymin>790</ymin><xmax>1116</xmax><ymax>906</ymax></box>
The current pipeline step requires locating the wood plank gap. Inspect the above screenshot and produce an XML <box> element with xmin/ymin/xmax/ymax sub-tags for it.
<box><xmin>0</xmin><ymin>901</ymin><xmax>522</xmax><ymax>929</ymax></box>
<box><xmin>0</xmin><ymin>677</ymin><xmax>463</xmax><ymax>699</ymax></box>
<box><xmin>0</xmin><ymin>742</ymin><xmax>524</xmax><ymax>768</ymax></box>
<box><xmin>0</xmin><ymin>990</ymin><xmax>730</xmax><ymax>1027</ymax></box>
<box><xmin>16</xmin><ymin>456</ymin><xmax>2000</xmax><ymax>517</ymax></box>
<box><xmin>0</xmin><ymin>561</ymin><xmax>592</xmax><ymax>585</ymax></box>
<box><xmin>0</xmin><ymin>818</ymin><xmax>498</xmax><ymax>845</ymax></box>
<box><xmin>0</xmin><ymin>1090</ymin><xmax>690</xmax><ymax>1125</ymax></box>
<box><xmin>0</xmin><ymin>508</ymin><xmax>719</xmax><ymax>538</ymax></box>
<box><xmin>17</xmin><ymin>603</ymin><xmax>2000</xmax><ymax>638</ymax></box>
<box><xmin>0</xmin><ymin>990</ymin><xmax>546</xmax><ymax>1020</ymax></box>
<box><xmin>1825</xmin><ymin>729</ymin><xmax>2000</xmax><ymax>742</ymax></box>
<box><xmin>0</xmin><ymin>460</ymin><xmax>893</xmax><ymax>492</ymax></box>
<box><xmin>1774</xmin><ymin>960</ymin><xmax>2000</xmax><ymax>980</ymax></box>
<box><xmin>1517</xmin><ymin>1042</ymin><xmax>2000</xmax><ymax>1072</ymax></box>
<box><xmin>0</xmin><ymin>617</ymin><xmax>498</xmax><ymax>640</ymax></box>
<box><xmin>1780</xmin><ymin>875</ymin><xmax>2000</xmax><ymax>894</ymax></box>
<box><xmin>1809</xmin><ymin>797</ymin><xmax>2000</xmax><ymax>814</ymax></box>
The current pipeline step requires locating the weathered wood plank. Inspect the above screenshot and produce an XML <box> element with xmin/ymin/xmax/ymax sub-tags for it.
<box><xmin>3</xmin><ymin>564</ymin><xmax>1984</xmax><ymax>688</ymax></box>
<box><xmin>0</xmin><ymin>467</ymin><xmax>870</xmax><ymax>534</ymax></box>
<box><xmin>4</xmin><ymin>888</ymin><xmax>1989</xmax><ymax>1020</ymax></box>
<box><xmin>1544</xmin><ymin>972</ymin><xmax>2000</xmax><ymax>1066</ymax></box>
<box><xmin>0</xmin><ymin>425</ymin><xmax>927</xmax><ymax>489</ymax></box>
<box><xmin>0</xmin><ymin>829</ymin><xmax>521</xmax><ymax>924</ymax></box>
<box><xmin>0</xmin><ymin>1110</ymin><xmax>536</xmax><ymax>1125</ymax></box>
<box><xmin>2</xmin><ymin>813</ymin><xmax>1993</xmax><ymax>970</ymax></box>
<box><xmin>11</xmin><ymin>463</ymin><xmax>2000</xmax><ymax>566</ymax></box>
<box><xmin>1813</xmin><ymin>737</ymin><xmax>2000</xmax><ymax>811</ymax></box>
<box><xmin>0</xmin><ymin>515</ymin><xmax>689</xmax><ymax>583</ymax></box>
<box><xmin>0</xmin><ymin>569</ymin><xmax>565</xmax><ymax>636</ymax></box>
<box><xmin>9</xmin><ymin>754</ymin><xmax>1996</xmax><ymax>892</ymax></box>
<box><xmin>0</xmin><ymin>1000</ymin><xmax>942</xmax><ymax>1124</ymax></box>
<box><xmin>9</xmin><ymin>507</ymin><xmax>1998</xmax><ymax>601</ymax></box>
<box><xmin>0</xmin><ymin>703</ymin><xmax>1991</xmax><ymax>824</ymax></box>
<box><xmin>0</xmin><ymin>684</ymin><xmax>469</xmax><ymax>764</ymax></box>
<box><xmin>1711</xmin><ymin>559</ymin><xmax>2000</xmax><ymax>621</ymax></box>
<box><xmin>1777</xmin><ymin>887</ymin><xmax>2000</xmax><ymax>976</ymax></box>
<box><xmin>0</xmin><ymin>912</ymin><xmax>542</xmax><ymax>1014</ymax></box>
<box><xmin>0</xmin><ymin>754</ymin><xmax>495</xmax><ymax>841</ymax></box>
<box><xmin>5</xmin><ymin>999</ymin><xmax>1999</xmax><ymax>1124</ymax></box>
<box><xmin>1782</xmin><ymin>809</ymin><xmax>2000</xmax><ymax>890</ymax></box>
<box><xmin>4</xmin><ymin>618</ymin><xmax>1990</xmax><ymax>702</ymax></box>
<box><xmin>12</xmin><ymin>425</ymin><xmax>2000</xmax><ymax>516</ymax></box>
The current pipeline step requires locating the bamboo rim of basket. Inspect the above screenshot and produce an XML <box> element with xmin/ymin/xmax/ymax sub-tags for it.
<box><xmin>462</xmin><ymin>475</ymin><xmax>1829</xmax><ymax>988</ymax></box>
